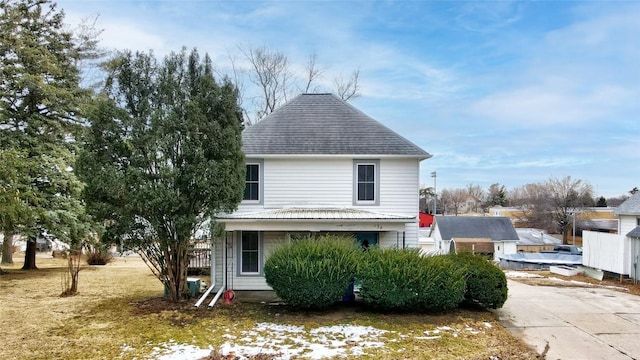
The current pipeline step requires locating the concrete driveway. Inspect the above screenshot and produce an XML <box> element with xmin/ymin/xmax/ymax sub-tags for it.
<box><xmin>493</xmin><ymin>280</ymin><xmax>640</xmax><ymax>360</ymax></box>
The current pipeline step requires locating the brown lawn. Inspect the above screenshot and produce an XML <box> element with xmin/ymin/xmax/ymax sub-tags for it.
<box><xmin>0</xmin><ymin>253</ymin><xmax>540</xmax><ymax>360</ymax></box>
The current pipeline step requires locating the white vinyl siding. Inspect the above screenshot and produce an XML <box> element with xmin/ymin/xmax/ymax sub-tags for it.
<box><xmin>226</xmin><ymin>231</ymin><xmax>286</xmax><ymax>291</ymax></box>
<box><xmin>223</xmin><ymin>230</ymin><xmax>420</xmax><ymax>291</ymax></box>
<box><xmin>377</xmin><ymin>158</ymin><xmax>420</xmax><ymax>215</ymax></box>
<box><xmin>223</xmin><ymin>155</ymin><xmax>423</xmax><ymax>291</ymax></box>
<box><xmin>620</xmin><ymin>215</ymin><xmax>640</xmax><ymax>237</ymax></box>
<box><xmin>237</xmin><ymin>157</ymin><xmax>420</xmax><ymax>215</ymax></box>
<box><xmin>263</xmin><ymin>158</ymin><xmax>353</xmax><ymax>208</ymax></box>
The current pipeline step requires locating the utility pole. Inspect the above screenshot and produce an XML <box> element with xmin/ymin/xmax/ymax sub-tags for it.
<box><xmin>572</xmin><ymin>211</ymin><xmax>576</xmax><ymax>245</ymax></box>
<box><xmin>431</xmin><ymin>171</ymin><xmax>437</xmax><ymax>215</ymax></box>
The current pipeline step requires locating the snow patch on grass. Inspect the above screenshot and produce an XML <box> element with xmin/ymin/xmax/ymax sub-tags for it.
<box><xmin>133</xmin><ymin>321</ymin><xmax>488</xmax><ymax>359</ymax></box>
<box><xmin>505</xmin><ymin>271</ymin><xmax>544</xmax><ymax>278</ymax></box>
<box><xmin>547</xmin><ymin>277</ymin><xmax>629</xmax><ymax>291</ymax></box>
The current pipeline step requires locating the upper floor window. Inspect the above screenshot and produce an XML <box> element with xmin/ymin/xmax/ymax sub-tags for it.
<box><xmin>243</xmin><ymin>159</ymin><xmax>263</xmax><ymax>203</ymax></box>
<box><xmin>358</xmin><ymin>164</ymin><xmax>375</xmax><ymax>201</ymax></box>
<box><xmin>353</xmin><ymin>159</ymin><xmax>380</xmax><ymax>205</ymax></box>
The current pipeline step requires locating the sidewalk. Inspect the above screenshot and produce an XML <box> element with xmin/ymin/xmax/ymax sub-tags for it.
<box><xmin>492</xmin><ymin>280</ymin><xmax>640</xmax><ymax>360</ymax></box>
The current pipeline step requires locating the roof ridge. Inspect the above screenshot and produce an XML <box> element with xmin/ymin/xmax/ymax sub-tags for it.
<box><xmin>242</xmin><ymin>94</ymin><xmax>431</xmax><ymax>158</ymax></box>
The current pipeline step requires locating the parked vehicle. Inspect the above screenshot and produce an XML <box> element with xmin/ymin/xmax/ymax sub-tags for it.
<box><xmin>553</xmin><ymin>245</ymin><xmax>582</xmax><ymax>255</ymax></box>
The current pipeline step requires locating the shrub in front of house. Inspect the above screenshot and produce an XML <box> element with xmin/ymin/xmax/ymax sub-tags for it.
<box><xmin>263</xmin><ymin>235</ymin><xmax>359</xmax><ymax>309</ymax></box>
<box><xmin>356</xmin><ymin>248</ymin><xmax>466</xmax><ymax>311</ymax></box>
<box><xmin>449</xmin><ymin>252</ymin><xmax>508</xmax><ymax>309</ymax></box>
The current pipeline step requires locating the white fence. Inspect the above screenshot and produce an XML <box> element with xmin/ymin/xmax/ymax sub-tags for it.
<box><xmin>582</xmin><ymin>231</ymin><xmax>628</xmax><ymax>275</ymax></box>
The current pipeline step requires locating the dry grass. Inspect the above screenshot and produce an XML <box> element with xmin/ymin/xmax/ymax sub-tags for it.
<box><xmin>0</xmin><ymin>254</ymin><xmax>540</xmax><ymax>360</ymax></box>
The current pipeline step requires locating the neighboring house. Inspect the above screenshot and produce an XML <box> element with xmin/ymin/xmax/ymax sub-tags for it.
<box><xmin>583</xmin><ymin>193</ymin><xmax>640</xmax><ymax>281</ymax></box>
<box><xmin>488</xmin><ymin>206</ymin><xmax>523</xmax><ymax>218</ymax></box>
<box><xmin>430</xmin><ymin>216</ymin><xmax>519</xmax><ymax>261</ymax></box>
<box><xmin>578</xmin><ymin>207</ymin><xmax>618</xmax><ymax>234</ymax></box>
<box><xmin>515</xmin><ymin>228</ymin><xmax>561</xmax><ymax>253</ymax></box>
<box><xmin>489</xmin><ymin>206</ymin><xmax>618</xmax><ymax>234</ymax></box>
<box><xmin>214</xmin><ymin>93</ymin><xmax>431</xmax><ymax>291</ymax></box>
<box><xmin>460</xmin><ymin>195</ymin><xmax>482</xmax><ymax>214</ymax></box>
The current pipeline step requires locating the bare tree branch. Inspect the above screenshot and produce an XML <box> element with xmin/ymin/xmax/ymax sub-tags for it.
<box><xmin>241</xmin><ymin>45</ymin><xmax>292</xmax><ymax>122</ymax></box>
<box><xmin>334</xmin><ymin>69</ymin><xmax>361</xmax><ymax>101</ymax></box>
<box><xmin>303</xmin><ymin>52</ymin><xmax>328</xmax><ymax>93</ymax></box>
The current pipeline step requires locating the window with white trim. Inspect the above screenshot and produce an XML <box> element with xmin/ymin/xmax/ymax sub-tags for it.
<box><xmin>243</xmin><ymin>160</ymin><xmax>263</xmax><ymax>203</ymax></box>
<box><xmin>353</xmin><ymin>160</ymin><xmax>380</xmax><ymax>205</ymax></box>
<box><xmin>240</xmin><ymin>231</ymin><xmax>260</xmax><ymax>275</ymax></box>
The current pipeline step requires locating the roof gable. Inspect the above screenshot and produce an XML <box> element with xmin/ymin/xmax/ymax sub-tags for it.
<box><xmin>435</xmin><ymin>216</ymin><xmax>519</xmax><ymax>241</ymax></box>
<box><xmin>242</xmin><ymin>93</ymin><xmax>431</xmax><ymax>158</ymax></box>
<box><xmin>614</xmin><ymin>192</ymin><xmax>640</xmax><ymax>216</ymax></box>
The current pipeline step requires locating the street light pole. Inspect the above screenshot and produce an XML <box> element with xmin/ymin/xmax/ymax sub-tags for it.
<box><xmin>431</xmin><ymin>171</ymin><xmax>437</xmax><ymax>215</ymax></box>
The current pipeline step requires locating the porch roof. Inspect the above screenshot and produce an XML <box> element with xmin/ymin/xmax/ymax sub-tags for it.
<box><xmin>217</xmin><ymin>208</ymin><xmax>415</xmax><ymax>222</ymax></box>
<box><xmin>627</xmin><ymin>225</ymin><xmax>640</xmax><ymax>238</ymax></box>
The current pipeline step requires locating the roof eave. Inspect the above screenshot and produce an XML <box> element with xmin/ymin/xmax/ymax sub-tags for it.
<box><xmin>217</xmin><ymin>218</ymin><xmax>414</xmax><ymax>223</ymax></box>
<box><xmin>243</xmin><ymin>153</ymin><xmax>432</xmax><ymax>160</ymax></box>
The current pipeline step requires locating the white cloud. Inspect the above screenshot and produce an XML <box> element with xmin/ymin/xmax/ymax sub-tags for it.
<box><xmin>468</xmin><ymin>83</ymin><xmax>632</xmax><ymax>127</ymax></box>
<box><xmin>99</xmin><ymin>20</ymin><xmax>166</xmax><ymax>53</ymax></box>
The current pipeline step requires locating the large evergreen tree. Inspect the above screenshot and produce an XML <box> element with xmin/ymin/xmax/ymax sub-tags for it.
<box><xmin>77</xmin><ymin>48</ymin><xmax>245</xmax><ymax>300</ymax></box>
<box><xmin>486</xmin><ymin>183</ymin><xmax>508</xmax><ymax>208</ymax></box>
<box><xmin>0</xmin><ymin>0</ymin><xmax>89</xmax><ymax>269</ymax></box>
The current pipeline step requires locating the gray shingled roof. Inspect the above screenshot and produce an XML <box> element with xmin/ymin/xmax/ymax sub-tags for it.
<box><xmin>435</xmin><ymin>216</ymin><xmax>519</xmax><ymax>241</ymax></box>
<box><xmin>242</xmin><ymin>93</ymin><xmax>431</xmax><ymax>158</ymax></box>
<box><xmin>614</xmin><ymin>192</ymin><xmax>640</xmax><ymax>216</ymax></box>
<box><xmin>627</xmin><ymin>225</ymin><xmax>640</xmax><ymax>238</ymax></box>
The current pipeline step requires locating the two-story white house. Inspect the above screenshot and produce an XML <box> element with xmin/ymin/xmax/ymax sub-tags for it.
<box><xmin>214</xmin><ymin>93</ymin><xmax>431</xmax><ymax>292</ymax></box>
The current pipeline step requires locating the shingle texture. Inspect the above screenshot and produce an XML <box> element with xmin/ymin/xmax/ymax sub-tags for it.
<box><xmin>242</xmin><ymin>93</ymin><xmax>431</xmax><ymax>157</ymax></box>
<box><xmin>614</xmin><ymin>193</ymin><xmax>640</xmax><ymax>216</ymax></box>
<box><xmin>627</xmin><ymin>225</ymin><xmax>640</xmax><ymax>238</ymax></box>
<box><xmin>435</xmin><ymin>216</ymin><xmax>519</xmax><ymax>241</ymax></box>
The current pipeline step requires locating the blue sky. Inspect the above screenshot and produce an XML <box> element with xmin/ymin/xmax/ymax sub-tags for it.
<box><xmin>57</xmin><ymin>0</ymin><xmax>640</xmax><ymax>198</ymax></box>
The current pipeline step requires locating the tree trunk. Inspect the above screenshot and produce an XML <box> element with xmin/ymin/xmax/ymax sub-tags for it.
<box><xmin>2</xmin><ymin>230</ymin><xmax>15</xmax><ymax>265</ymax></box>
<box><xmin>22</xmin><ymin>238</ymin><xmax>38</xmax><ymax>270</ymax></box>
<box><xmin>562</xmin><ymin>226</ymin><xmax>570</xmax><ymax>245</ymax></box>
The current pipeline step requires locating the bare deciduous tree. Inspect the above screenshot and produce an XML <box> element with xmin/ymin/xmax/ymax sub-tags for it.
<box><xmin>303</xmin><ymin>52</ymin><xmax>327</xmax><ymax>93</ymax></box>
<box><xmin>466</xmin><ymin>183</ymin><xmax>485</xmax><ymax>213</ymax></box>
<box><xmin>230</xmin><ymin>46</ymin><xmax>361</xmax><ymax>125</ymax></box>
<box><xmin>509</xmin><ymin>183</ymin><xmax>554</xmax><ymax>231</ymax></box>
<box><xmin>547</xmin><ymin>176</ymin><xmax>594</xmax><ymax>244</ymax></box>
<box><xmin>439</xmin><ymin>188</ymin><xmax>467</xmax><ymax>216</ymax></box>
<box><xmin>508</xmin><ymin>177</ymin><xmax>594</xmax><ymax>243</ymax></box>
<box><xmin>241</xmin><ymin>46</ymin><xmax>293</xmax><ymax>124</ymax></box>
<box><xmin>334</xmin><ymin>69</ymin><xmax>360</xmax><ymax>101</ymax></box>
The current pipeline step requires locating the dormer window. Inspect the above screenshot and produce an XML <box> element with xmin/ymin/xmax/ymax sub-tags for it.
<box><xmin>353</xmin><ymin>159</ymin><xmax>380</xmax><ymax>205</ymax></box>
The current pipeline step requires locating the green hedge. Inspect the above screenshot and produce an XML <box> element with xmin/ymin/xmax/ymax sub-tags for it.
<box><xmin>263</xmin><ymin>235</ymin><xmax>359</xmax><ymax>309</ymax></box>
<box><xmin>449</xmin><ymin>252</ymin><xmax>508</xmax><ymax>309</ymax></box>
<box><xmin>356</xmin><ymin>248</ymin><xmax>466</xmax><ymax>311</ymax></box>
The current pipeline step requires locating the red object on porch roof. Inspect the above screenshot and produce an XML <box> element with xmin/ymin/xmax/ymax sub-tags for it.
<box><xmin>419</xmin><ymin>212</ymin><xmax>434</xmax><ymax>227</ymax></box>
